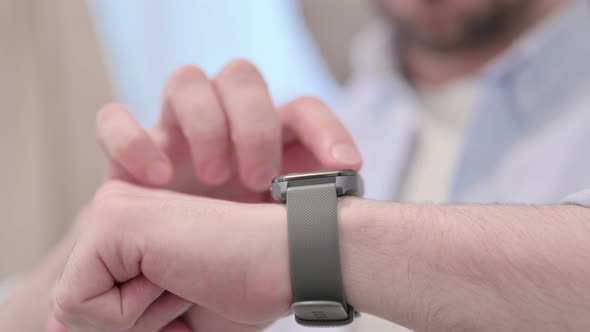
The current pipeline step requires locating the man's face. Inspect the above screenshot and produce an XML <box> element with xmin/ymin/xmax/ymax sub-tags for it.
<box><xmin>379</xmin><ymin>0</ymin><xmax>533</xmax><ymax>51</ymax></box>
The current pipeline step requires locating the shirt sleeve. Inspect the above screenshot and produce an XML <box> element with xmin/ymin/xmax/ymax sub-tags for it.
<box><xmin>561</xmin><ymin>189</ymin><xmax>590</xmax><ymax>207</ymax></box>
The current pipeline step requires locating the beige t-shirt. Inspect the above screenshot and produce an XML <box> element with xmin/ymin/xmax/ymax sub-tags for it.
<box><xmin>400</xmin><ymin>78</ymin><xmax>478</xmax><ymax>203</ymax></box>
<box><xmin>354</xmin><ymin>78</ymin><xmax>478</xmax><ymax>332</ymax></box>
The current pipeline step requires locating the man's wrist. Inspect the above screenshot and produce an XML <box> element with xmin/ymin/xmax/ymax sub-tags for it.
<box><xmin>271</xmin><ymin>196</ymin><xmax>400</xmax><ymax>321</ymax></box>
<box><xmin>264</xmin><ymin>196</ymin><xmax>387</xmax><ymax>323</ymax></box>
<box><xmin>338</xmin><ymin>198</ymin><xmax>400</xmax><ymax>318</ymax></box>
<box><xmin>337</xmin><ymin>198</ymin><xmax>445</xmax><ymax>328</ymax></box>
<box><xmin>281</xmin><ymin>196</ymin><xmax>443</xmax><ymax>326</ymax></box>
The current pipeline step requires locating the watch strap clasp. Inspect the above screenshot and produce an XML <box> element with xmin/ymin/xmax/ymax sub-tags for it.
<box><xmin>292</xmin><ymin>301</ymin><xmax>355</xmax><ymax>326</ymax></box>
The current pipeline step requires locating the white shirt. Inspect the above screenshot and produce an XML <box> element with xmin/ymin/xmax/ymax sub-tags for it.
<box><xmin>353</xmin><ymin>79</ymin><xmax>478</xmax><ymax>332</ymax></box>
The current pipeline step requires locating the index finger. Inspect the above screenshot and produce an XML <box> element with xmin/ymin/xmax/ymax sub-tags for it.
<box><xmin>279</xmin><ymin>96</ymin><xmax>362</xmax><ymax>170</ymax></box>
<box><xmin>214</xmin><ymin>59</ymin><xmax>282</xmax><ymax>192</ymax></box>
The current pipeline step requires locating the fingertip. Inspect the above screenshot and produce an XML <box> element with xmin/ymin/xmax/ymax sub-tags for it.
<box><xmin>279</xmin><ymin>96</ymin><xmax>362</xmax><ymax>172</ymax></box>
<box><xmin>329</xmin><ymin>143</ymin><xmax>363</xmax><ymax>169</ymax></box>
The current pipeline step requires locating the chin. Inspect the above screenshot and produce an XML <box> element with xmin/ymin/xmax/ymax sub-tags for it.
<box><xmin>381</xmin><ymin>0</ymin><xmax>532</xmax><ymax>51</ymax></box>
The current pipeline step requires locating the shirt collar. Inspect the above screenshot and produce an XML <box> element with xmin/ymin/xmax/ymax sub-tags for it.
<box><xmin>349</xmin><ymin>0</ymin><xmax>590</xmax><ymax>122</ymax></box>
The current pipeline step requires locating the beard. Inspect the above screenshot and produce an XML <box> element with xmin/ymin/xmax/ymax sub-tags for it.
<box><xmin>383</xmin><ymin>0</ymin><xmax>534</xmax><ymax>52</ymax></box>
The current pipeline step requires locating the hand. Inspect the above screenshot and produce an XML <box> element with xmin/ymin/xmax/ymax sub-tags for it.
<box><xmin>50</xmin><ymin>181</ymin><xmax>291</xmax><ymax>332</ymax></box>
<box><xmin>97</xmin><ymin>59</ymin><xmax>362</xmax><ymax>203</ymax></box>
<box><xmin>92</xmin><ymin>60</ymin><xmax>361</xmax><ymax>329</ymax></box>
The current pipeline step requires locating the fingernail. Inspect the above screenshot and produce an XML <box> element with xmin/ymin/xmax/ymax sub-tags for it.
<box><xmin>330</xmin><ymin>143</ymin><xmax>362</xmax><ymax>165</ymax></box>
<box><xmin>201</xmin><ymin>158</ymin><xmax>232</xmax><ymax>185</ymax></box>
<box><xmin>146</xmin><ymin>160</ymin><xmax>172</xmax><ymax>185</ymax></box>
<box><xmin>250</xmin><ymin>166</ymin><xmax>278</xmax><ymax>191</ymax></box>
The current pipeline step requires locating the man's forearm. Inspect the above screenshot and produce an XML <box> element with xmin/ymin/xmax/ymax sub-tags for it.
<box><xmin>340</xmin><ymin>198</ymin><xmax>590</xmax><ymax>331</ymax></box>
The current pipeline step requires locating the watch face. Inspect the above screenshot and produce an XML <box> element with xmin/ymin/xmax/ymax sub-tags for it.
<box><xmin>272</xmin><ymin>169</ymin><xmax>357</xmax><ymax>183</ymax></box>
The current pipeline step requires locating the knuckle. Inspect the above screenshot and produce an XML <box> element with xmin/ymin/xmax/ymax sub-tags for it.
<box><xmin>110</xmin><ymin>131</ymin><xmax>146</xmax><ymax>161</ymax></box>
<box><xmin>217</xmin><ymin>58</ymin><xmax>262</xmax><ymax>83</ymax></box>
<box><xmin>285</xmin><ymin>96</ymin><xmax>326</xmax><ymax>118</ymax></box>
<box><xmin>292</xmin><ymin>95</ymin><xmax>326</xmax><ymax>110</ymax></box>
<box><xmin>96</xmin><ymin>104</ymin><xmax>132</xmax><ymax>143</ymax></box>
<box><xmin>166</xmin><ymin>65</ymin><xmax>209</xmax><ymax>98</ymax></box>
<box><xmin>233</xmin><ymin>125</ymin><xmax>278</xmax><ymax>150</ymax></box>
<box><xmin>96</xmin><ymin>103</ymin><xmax>128</xmax><ymax>125</ymax></box>
<box><xmin>171</xmin><ymin>64</ymin><xmax>208</xmax><ymax>84</ymax></box>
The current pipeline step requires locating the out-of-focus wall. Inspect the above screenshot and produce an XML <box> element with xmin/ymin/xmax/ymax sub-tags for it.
<box><xmin>88</xmin><ymin>0</ymin><xmax>349</xmax><ymax>127</ymax></box>
<box><xmin>0</xmin><ymin>0</ymin><xmax>112</xmax><ymax>278</ymax></box>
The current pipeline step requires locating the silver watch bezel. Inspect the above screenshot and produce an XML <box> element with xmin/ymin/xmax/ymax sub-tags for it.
<box><xmin>271</xmin><ymin>169</ymin><xmax>363</xmax><ymax>202</ymax></box>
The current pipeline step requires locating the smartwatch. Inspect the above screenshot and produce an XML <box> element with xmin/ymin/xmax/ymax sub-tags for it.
<box><xmin>271</xmin><ymin>169</ymin><xmax>363</xmax><ymax>326</ymax></box>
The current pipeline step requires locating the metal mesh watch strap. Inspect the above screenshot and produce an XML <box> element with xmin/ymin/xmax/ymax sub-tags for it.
<box><xmin>286</xmin><ymin>183</ymin><xmax>354</xmax><ymax>326</ymax></box>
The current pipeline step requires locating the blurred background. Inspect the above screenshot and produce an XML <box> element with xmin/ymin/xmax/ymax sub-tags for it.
<box><xmin>0</xmin><ymin>0</ymin><xmax>374</xmax><ymax>282</ymax></box>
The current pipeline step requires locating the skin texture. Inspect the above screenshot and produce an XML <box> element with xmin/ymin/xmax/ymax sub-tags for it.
<box><xmin>49</xmin><ymin>181</ymin><xmax>590</xmax><ymax>332</ymax></box>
